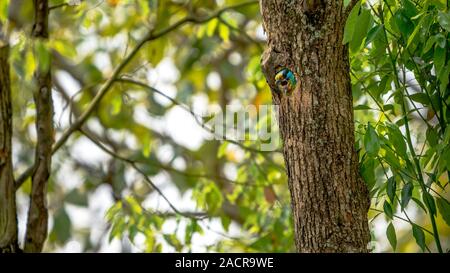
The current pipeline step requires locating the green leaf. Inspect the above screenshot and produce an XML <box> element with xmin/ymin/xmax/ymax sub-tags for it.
<box><xmin>439</xmin><ymin>64</ymin><xmax>450</xmax><ymax>94</ymax></box>
<box><xmin>394</xmin><ymin>9</ymin><xmax>414</xmax><ymax>37</ymax></box>
<box><xmin>217</xmin><ymin>141</ymin><xmax>228</xmax><ymax>158</ymax></box>
<box><xmin>50</xmin><ymin>39</ymin><xmax>77</xmax><ymax>58</ymax></box>
<box><xmin>185</xmin><ymin>219</ymin><xmax>198</xmax><ymax>245</ymax></box>
<box><xmin>144</xmin><ymin>37</ymin><xmax>168</xmax><ymax>66</ymax></box>
<box><xmin>205</xmin><ymin>182</ymin><xmax>223</xmax><ymax>213</ymax></box>
<box><xmin>434</xmin><ymin>45</ymin><xmax>445</xmax><ymax>77</ymax></box>
<box><xmin>412</xmin><ymin>197</ymin><xmax>427</xmax><ymax>212</ymax></box>
<box><xmin>383</xmin><ymin>104</ymin><xmax>394</xmax><ymax>112</ymax></box>
<box><xmin>401</xmin><ymin>182</ymin><xmax>413</xmax><ymax>210</ymax></box>
<box><xmin>387</xmin><ymin>124</ymin><xmax>407</xmax><ymax>159</ymax></box>
<box><xmin>365</xmin><ymin>25</ymin><xmax>383</xmax><ymax>46</ymax></box>
<box><xmin>65</xmin><ymin>189</ymin><xmax>88</xmax><ymax>206</ymax></box>
<box><xmin>221</xmin><ymin>216</ymin><xmax>231</xmax><ymax>232</ymax></box>
<box><xmin>106</xmin><ymin>202</ymin><xmax>122</xmax><ymax>222</ymax></box>
<box><xmin>141</xmin><ymin>133</ymin><xmax>151</xmax><ymax>157</ymax></box>
<box><xmin>426</xmin><ymin>126</ymin><xmax>439</xmax><ymax>147</ymax></box>
<box><xmin>350</xmin><ymin>8</ymin><xmax>372</xmax><ymax>52</ymax></box>
<box><xmin>361</xmin><ymin>158</ymin><xmax>376</xmax><ymax>191</ymax></box>
<box><xmin>422</xmin><ymin>191</ymin><xmax>436</xmax><ymax>216</ymax></box>
<box><xmin>128</xmin><ymin>225</ymin><xmax>138</xmax><ymax>242</ymax></box>
<box><xmin>111</xmin><ymin>94</ymin><xmax>122</xmax><ymax>115</ymax></box>
<box><xmin>219</xmin><ymin>24</ymin><xmax>230</xmax><ymax>42</ymax></box>
<box><xmin>436</xmin><ymin>197</ymin><xmax>450</xmax><ymax>227</ymax></box>
<box><xmin>163</xmin><ymin>234</ymin><xmax>183</xmax><ymax>251</ymax></box>
<box><xmin>196</xmin><ymin>24</ymin><xmax>207</xmax><ymax>38</ymax></box>
<box><xmin>386</xmin><ymin>223</ymin><xmax>397</xmax><ymax>251</ymax></box>
<box><xmin>53</xmin><ymin>207</ymin><xmax>72</xmax><ymax>244</ymax></box>
<box><xmin>354</xmin><ymin>104</ymin><xmax>372</xmax><ymax>110</ymax></box>
<box><xmin>408</xmin><ymin>93</ymin><xmax>429</xmax><ymax>105</ymax></box>
<box><xmin>364</xmin><ymin>124</ymin><xmax>380</xmax><ymax>157</ymax></box>
<box><xmin>0</xmin><ymin>0</ymin><xmax>8</xmax><ymax>23</ymax></box>
<box><xmin>108</xmin><ymin>217</ymin><xmax>126</xmax><ymax>241</ymax></box>
<box><xmin>125</xmin><ymin>195</ymin><xmax>143</xmax><ymax>215</ymax></box>
<box><xmin>378</xmin><ymin>75</ymin><xmax>392</xmax><ymax>97</ymax></box>
<box><xmin>384</xmin><ymin>200</ymin><xmax>394</xmax><ymax>220</ymax></box>
<box><xmin>387</xmin><ymin>176</ymin><xmax>396</xmax><ymax>203</ymax></box>
<box><xmin>435</xmin><ymin>33</ymin><xmax>447</xmax><ymax>48</ymax></box>
<box><xmin>35</xmin><ymin>41</ymin><xmax>51</xmax><ymax>73</ymax></box>
<box><xmin>443</xmin><ymin>148</ymin><xmax>450</xmax><ymax>171</ymax></box>
<box><xmin>343</xmin><ymin>2</ymin><xmax>361</xmax><ymax>44</ymax></box>
<box><xmin>207</xmin><ymin>18</ymin><xmax>219</xmax><ymax>37</ymax></box>
<box><xmin>423</xmin><ymin>36</ymin><xmax>436</xmax><ymax>53</ymax></box>
<box><xmin>437</xmin><ymin>11</ymin><xmax>450</xmax><ymax>32</ymax></box>
<box><xmin>412</xmin><ymin>224</ymin><xmax>426</xmax><ymax>251</ymax></box>
<box><xmin>144</xmin><ymin>231</ymin><xmax>155</xmax><ymax>251</ymax></box>
<box><xmin>402</xmin><ymin>0</ymin><xmax>418</xmax><ymax>17</ymax></box>
<box><xmin>24</xmin><ymin>49</ymin><xmax>36</xmax><ymax>81</ymax></box>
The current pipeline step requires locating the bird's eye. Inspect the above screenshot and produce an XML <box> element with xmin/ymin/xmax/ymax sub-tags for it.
<box><xmin>280</xmin><ymin>80</ymin><xmax>288</xmax><ymax>86</ymax></box>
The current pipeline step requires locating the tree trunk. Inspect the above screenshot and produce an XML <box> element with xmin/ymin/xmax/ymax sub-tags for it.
<box><xmin>260</xmin><ymin>0</ymin><xmax>371</xmax><ymax>252</ymax></box>
<box><xmin>24</xmin><ymin>0</ymin><xmax>54</xmax><ymax>253</ymax></box>
<box><xmin>0</xmin><ymin>28</ymin><xmax>19</xmax><ymax>253</ymax></box>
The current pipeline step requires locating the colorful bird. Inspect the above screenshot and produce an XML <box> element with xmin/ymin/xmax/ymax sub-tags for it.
<box><xmin>275</xmin><ymin>68</ymin><xmax>297</xmax><ymax>95</ymax></box>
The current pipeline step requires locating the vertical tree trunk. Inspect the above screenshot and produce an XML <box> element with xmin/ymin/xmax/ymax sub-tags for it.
<box><xmin>0</xmin><ymin>27</ymin><xmax>19</xmax><ymax>253</ymax></box>
<box><xmin>260</xmin><ymin>0</ymin><xmax>370</xmax><ymax>252</ymax></box>
<box><xmin>24</xmin><ymin>0</ymin><xmax>54</xmax><ymax>253</ymax></box>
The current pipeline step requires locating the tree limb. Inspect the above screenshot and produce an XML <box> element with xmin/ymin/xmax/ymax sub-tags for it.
<box><xmin>0</xmin><ymin>25</ymin><xmax>19</xmax><ymax>253</ymax></box>
<box><xmin>24</xmin><ymin>0</ymin><xmax>54</xmax><ymax>253</ymax></box>
<box><xmin>80</xmin><ymin>128</ymin><xmax>207</xmax><ymax>220</ymax></box>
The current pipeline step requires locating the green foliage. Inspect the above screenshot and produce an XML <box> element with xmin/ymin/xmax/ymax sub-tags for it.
<box><xmin>50</xmin><ymin>207</ymin><xmax>72</xmax><ymax>245</ymax></box>
<box><xmin>364</xmin><ymin>123</ymin><xmax>381</xmax><ymax>157</ymax></box>
<box><xmin>412</xmin><ymin>224</ymin><xmax>426</xmax><ymax>251</ymax></box>
<box><xmin>386</xmin><ymin>222</ymin><xmax>397</xmax><ymax>251</ymax></box>
<box><xmin>348</xmin><ymin>0</ymin><xmax>450</xmax><ymax>252</ymax></box>
<box><xmin>0</xmin><ymin>0</ymin><xmax>9</xmax><ymax>23</ymax></box>
<box><xmin>6</xmin><ymin>0</ymin><xmax>448</xmax><ymax>253</ymax></box>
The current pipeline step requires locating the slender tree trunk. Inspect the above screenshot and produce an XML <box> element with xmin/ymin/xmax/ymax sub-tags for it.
<box><xmin>260</xmin><ymin>0</ymin><xmax>371</xmax><ymax>252</ymax></box>
<box><xmin>0</xmin><ymin>26</ymin><xmax>19</xmax><ymax>253</ymax></box>
<box><xmin>24</xmin><ymin>0</ymin><xmax>54</xmax><ymax>252</ymax></box>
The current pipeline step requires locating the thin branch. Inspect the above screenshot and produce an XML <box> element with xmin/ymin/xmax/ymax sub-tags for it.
<box><xmin>145</xmin><ymin>0</ymin><xmax>259</xmax><ymax>42</ymax></box>
<box><xmin>142</xmin><ymin>208</ymin><xmax>208</xmax><ymax>220</ymax></box>
<box><xmin>217</xmin><ymin>16</ymin><xmax>264</xmax><ymax>51</ymax></box>
<box><xmin>369</xmin><ymin>208</ymin><xmax>433</xmax><ymax>236</ymax></box>
<box><xmin>350</xmin><ymin>70</ymin><xmax>393</xmax><ymax>123</ymax></box>
<box><xmin>49</xmin><ymin>0</ymin><xmax>85</xmax><ymax>11</ymax></box>
<box><xmin>81</xmin><ymin>128</ymin><xmax>207</xmax><ymax>220</ymax></box>
<box><xmin>49</xmin><ymin>2</ymin><xmax>70</xmax><ymax>10</ymax></box>
<box><xmin>24</xmin><ymin>0</ymin><xmax>54</xmax><ymax>253</ymax></box>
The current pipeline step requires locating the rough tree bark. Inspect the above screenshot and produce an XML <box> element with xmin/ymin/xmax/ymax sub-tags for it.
<box><xmin>260</xmin><ymin>0</ymin><xmax>371</xmax><ymax>252</ymax></box>
<box><xmin>0</xmin><ymin>25</ymin><xmax>19</xmax><ymax>253</ymax></box>
<box><xmin>24</xmin><ymin>0</ymin><xmax>54</xmax><ymax>252</ymax></box>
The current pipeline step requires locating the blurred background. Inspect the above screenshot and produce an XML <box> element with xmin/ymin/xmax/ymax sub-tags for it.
<box><xmin>5</xmin><ymin>0</ymin><xmax>450</xmax><ymax>252</ymax></box>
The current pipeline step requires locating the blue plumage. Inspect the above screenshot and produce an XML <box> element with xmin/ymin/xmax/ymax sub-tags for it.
<box><xmin>275</xmin><ymin>68</ymin><xmax>297</xmax><ymax>95</ymax></box>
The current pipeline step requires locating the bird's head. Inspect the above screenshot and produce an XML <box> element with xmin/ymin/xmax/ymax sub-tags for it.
<box><xmin>275</xmin><ymin>68</ymin><xmax>296</xmax><ymax>95</ymax></box>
